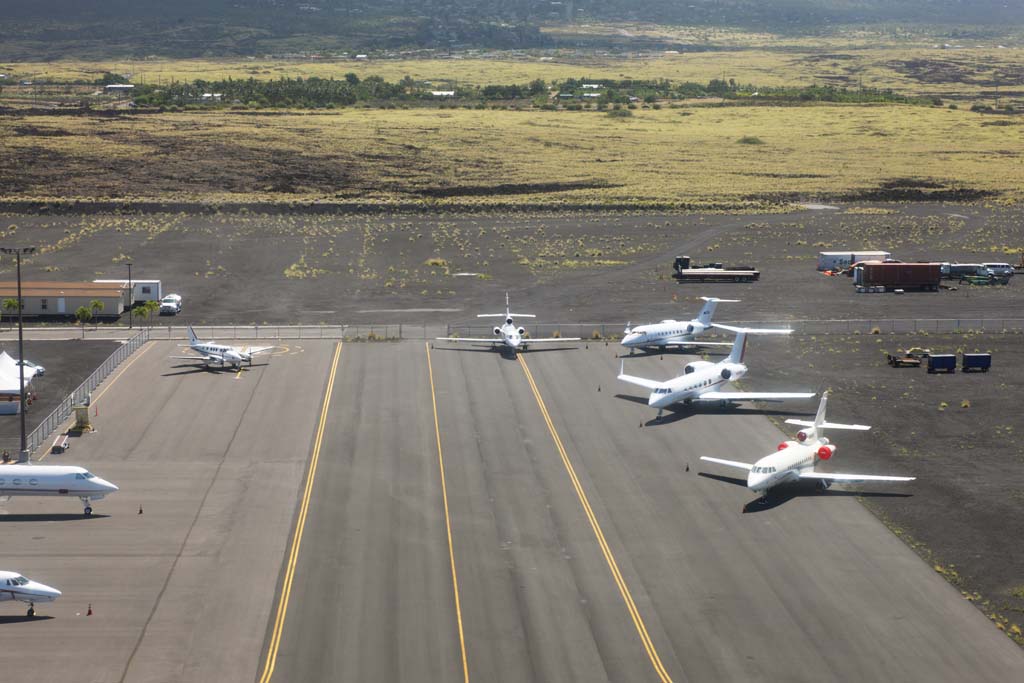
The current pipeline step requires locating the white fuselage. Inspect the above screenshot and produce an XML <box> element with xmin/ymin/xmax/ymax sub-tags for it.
<box><xmin>622</xmin><ymin>320</ymin><xmax>708</xmax><ymax>349</ymax></box>
<box><xmin>0</xmin><ymin>465</ymin><xmax>118</xmax><ymax>502</ymax></box>
<box><xmin>648</xmin><ymin>361</ymin><xmax>746</xmax><ymax>409</ymax></box>
<box><xmin>746</xmin><ymin>442</ymin><xmax>820</xmax><ymax>492</ymax></box>
<box><xmin>193</xmin><ymin>341</ymin><xmax>247</xmax><ymax>366</ymax></box>
<box><xmin>493</xmin><ymin>319</ymin><xmax>528</xmax><ymax>350</ymax></box>
<box><xmin>0</xmin><ymin>571</ymin><xmax>61</xmax><ymax>605</ymax></box>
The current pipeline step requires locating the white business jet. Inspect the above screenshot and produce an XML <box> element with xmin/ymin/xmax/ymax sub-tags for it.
<box><xmin>621</xmin><ymin>297</ymin><xmax>739</xmax><ymax>352</ymax></box>
<box><xmin>0</xmin><ymin>464</ymin><xmax>118</xmax><ymax>515</ymax></box>
<box><xmin>1</xmin><ymin>570</ymin><xmax>61</xmax><ymax>617</ymax></box>
<box><xmin>618</xmin><ymin>324</ymin><xmax>814</xmax><ymax>418</ymax></box>
<box><xmin>436</xmin><ymin>292</ymin><xmax>580</xmax><ymax>353</ymax></box>
<box><xmin>701</xmin><ymin>393</ymin><xmax>915</xmax><ymax>499</ymax></box>
<box><xmin>172</xmin><ymin>326</ymin><xmax>276</xmax><ymax>369</ymax></box>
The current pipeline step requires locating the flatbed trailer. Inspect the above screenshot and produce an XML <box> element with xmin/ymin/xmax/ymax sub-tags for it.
<box><xmin>673</xmin><ymin>268</ymin><xmax>760</xmax><ymax>283</ymax></box>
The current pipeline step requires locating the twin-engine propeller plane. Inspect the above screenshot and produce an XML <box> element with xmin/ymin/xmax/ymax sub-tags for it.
<box><xmin>618</xmin><ymin>324</ymin><xmax>814</xmax><ymax>418</ymax></box>
<box><xmin>436</xmin><ymin>293</ymin><xmax>580</xmax><ymax>353</ymax></box>
<box><xmin>171</xmin><ymin>326</ymin><xmax>276</xmax><ymax>369</ymax></box>
<box><xmin>1</xmin><ymin>570</ymin><xmax>61</xmax><ymax>617</ymax></box>
<box><xmin>621</xmin><ymin>297</ymin><xmax>739</xmax><ymax>352</ymax></box>
<box><xmin>701</xmin><ymin>393</ymin><xmax>915</xmax><ymax>500</ymax></box>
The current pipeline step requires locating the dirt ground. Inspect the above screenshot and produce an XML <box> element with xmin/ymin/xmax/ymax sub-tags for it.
<box><xmin>0</xmin><ymin>201</ymin><xmax>1021</xmax><ymax>642</ymax></box>
<box><xmin>0</xmin><ymin>202</ymin><xmax>1020</xmax><ymax>326</ymax></box>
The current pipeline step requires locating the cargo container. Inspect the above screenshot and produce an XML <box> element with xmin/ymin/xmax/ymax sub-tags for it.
<box><xmin>817</xmin><ymin>251</ymin><xmax>890</xmax><ymax>271</ymax></box>
<box><xmin>853</xmin><ymin>263</ymin><xmax>941</xmax><ymax>291</ymax></box>
<box><xmin>927</xmin><ymin>354</ymin><xmax>957</xmax><ymax>374</ymax></box>
<box><xmin>961</xmin><ymin>353</ymin><xmax>992</xmax><ymax>372</ymax></box>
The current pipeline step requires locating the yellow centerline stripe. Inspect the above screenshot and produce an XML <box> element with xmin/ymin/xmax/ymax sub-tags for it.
<box><xmin>518</xmin><ymin>355</ymin><xmax>674</xmax><ymax>683</ymax></box>
<box><xmin>426</xmin><ymin>342</ymin><xmax>471</xmax><ymax>683</ymax></box>
<box><xmin>38</xmin><ymin>341</ymin><xmax>155</xmax><ymax>462</ymax></box>
<box><xmin>258</xmin><ymin>342</ymin><xmax>342</xmax><ymax>683</ymax></box>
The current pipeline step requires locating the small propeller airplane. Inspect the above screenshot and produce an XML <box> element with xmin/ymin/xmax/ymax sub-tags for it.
<box><xmin>171</xmin><ymin>326</ymin><xmax>276</xmax><ymax>369</ymax></box>
<box><xmin>436</xmin><ymin>292</ymin><xmax>580</xmax><ymax>353</ymax></box>
<box><xmin>618</xmin><ymin>324</ymin><xmax>814</xmax><ymax>418</ymax></box>
<box><xmin>621</xmin><ymin>297</ymin><xmax>739</xmax><ymax>352</ymax></box>
<box><xmin>701</xmin><ymin>393</ymin><xmax>915</xmax><ymax>500</ymax></box>
<box><xmin>1</xmin><ymin>570</ymin><xmax>61</xmax><ymax>617</ymax></box>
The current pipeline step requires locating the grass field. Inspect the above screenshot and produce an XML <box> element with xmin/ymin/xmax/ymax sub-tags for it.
<box><xmin>1</xmin><ymin>104</ymin><xmax>1021</xmax><ymax>209</ymax></box>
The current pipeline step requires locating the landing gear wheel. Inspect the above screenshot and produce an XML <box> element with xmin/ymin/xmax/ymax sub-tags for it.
<box><xmin>84</xmin><ymin>506</ymin><xmax>93</xmax><ymax>516</ymax></box>
<box><xmin>27</xmin><ymin>606</ymin><xmax>35</xmax><ymax>617</ymax></box>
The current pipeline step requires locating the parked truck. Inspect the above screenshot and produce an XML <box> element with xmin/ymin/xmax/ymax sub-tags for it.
<box><xmin>853</xmin><ymin>262</ymin><xmax>941</xmax><ymax>291</ymax></box>
<box><xmin>672</xmin><ymin>255</ymin><xmax>759</xmax><ymax>283</ymax></box>
<box><xmin>818</xmin><ymin>250</ymin><xmax>891</xmax><ymax>272</ymax></box>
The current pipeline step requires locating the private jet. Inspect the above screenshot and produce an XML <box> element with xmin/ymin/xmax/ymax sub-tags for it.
<box><xmin>171</xmin><ymin>326</ymin><xmax>276</xmax><ymax>369</ymax></box>
<box><xmin>0</xmin><ymin>464</ymin><xmax>119</xmax><ymax>515</ymax></box>
<box><xmin>618</xmin><ymin>324</ymin><xmax>814</xmax><ymax>418</ymax></box>
<box><xmin>436</xmin><ymin>292</ymin><xmax>580</xmax><ymax>353</ymax></box>
<box><xmin>701</xmin><ymin>393</ymin><xmax>915</xmax><ymax>499</ymax></box>
<box><xmin>621</xmin><ymin>297</ymin><xmax>739</xmax><ymax>352</ymax></box>
<box><xmin>1</xmin><ymin>571</ymin><xmax>61</xmax><ymax>617</ymax></box>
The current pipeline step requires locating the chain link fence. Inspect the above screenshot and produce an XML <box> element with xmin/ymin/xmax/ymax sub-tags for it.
<box><xmin>24</xmin><ymin>328</ymin><xmax>151</xmax><ymax>455</ymax></box>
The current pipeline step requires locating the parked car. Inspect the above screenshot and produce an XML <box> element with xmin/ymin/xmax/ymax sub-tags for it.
<box><xmin>17</xmin><ymin>359</ymin><xmax>45</xmax><ymax>376</ymax></box>
<box><xmin>159</xmin><ymin>294</ymin><xmax>183</xmax><ymax>315</ymax></box>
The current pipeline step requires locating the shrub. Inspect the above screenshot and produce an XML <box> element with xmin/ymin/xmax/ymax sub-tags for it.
<box><xmin>737</xmin><ymin>136</ymin><xmax>764</xmax><ymax>145</ymax></box>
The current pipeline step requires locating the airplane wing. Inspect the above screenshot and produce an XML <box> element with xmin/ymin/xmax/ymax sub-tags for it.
<box><xmin>617</xmin><ymin>368</ymin><xmax>664</xmax><ymax>391</ymax></box>
<box><xmin>476</xmin><ymin>314</ymin><xmax>509</xmax><ymax>318</ymax></box>
<box><xmin>785</xmin><ymin>419</ymin><xmax>870</xmax><ymax>431</ymax></box>
<box><xmin>169</xmin><ymin>355</ymin><xmax>218</xmax><ymax>363</ymax></box>
<box><xmin>661</xmin><ymin>341</ymin><xmax>734</xmax><ymax>347</ymax></box>
<box><xmin>524</xmin><ymin>337</ymin><xmax>581</xmax><ymax>343</ymax></box>
<box><xmin>700</xmin><ymin>456</ymin><xmax>754</xmax><ymax>471</ymax></box>
<box><xmin>698</xmin><ymin>391</ymin><xmax>815</xmax><ymax>402</ymax></box>
<box><xmin>435</xmin><ymin>337</ymin><xmax>499</xmax><ymax>343</ymax></box>
<box><xmin>242</xmin><ymin>346</ymin><xmax>276</xmax><ymax>355</ymax></box>
<box><xmin>799</xmin><ymin>472</ymin><xmax>916</xmax><ymax>483</ymax></box>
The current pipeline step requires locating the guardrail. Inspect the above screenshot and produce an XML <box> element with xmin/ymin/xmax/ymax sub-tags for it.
<box><xmin>23</xmin><ymin>328</ymin><xmax>151</xmax><ymax>455</ymax></box>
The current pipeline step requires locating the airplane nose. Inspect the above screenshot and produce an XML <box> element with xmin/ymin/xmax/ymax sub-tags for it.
<box><xmin>97</xmin><ymin>477</ymin><xmax>119</xmax><ymax>492</ymax></box>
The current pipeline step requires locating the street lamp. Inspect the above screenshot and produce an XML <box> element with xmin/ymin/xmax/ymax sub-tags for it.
<box><xmin>127</xmin><ymin>261</ymin><xmax>133</xmax><ymax>330</ymax></box>
<box><xmin>1</xmin><ymin>246</ymin><xmax>36</xmax><ymax>462</ymax></box>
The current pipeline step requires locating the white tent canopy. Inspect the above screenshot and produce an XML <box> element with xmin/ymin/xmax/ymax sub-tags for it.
<box><xmin>0</xmin><ymin>350</ymin><xmax>36</xmax><ymax>394</ymax></box>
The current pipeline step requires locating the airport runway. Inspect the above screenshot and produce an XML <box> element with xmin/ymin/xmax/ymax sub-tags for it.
<box><xmin>1</xmin><ymin>340</ymin><xmax>1021</xmax><ymax>682</ymax></box>
<box><xmin>266</xmin><ymin>341</ymin><xmax>1022</xmax><ymax>682</ymax></box>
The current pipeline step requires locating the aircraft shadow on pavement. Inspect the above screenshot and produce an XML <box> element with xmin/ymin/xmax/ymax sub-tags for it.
<box><xmin>0</xmin><ymin>615</ymin><xmax>55</xmax><ymax>624</ymax></box>
<box><xmin>161</xmin><ymin>363</ymin><xmax>265</xmax><ymax>377</ymax></box>
<box><xmin>614</xmin><ymin>394</ymin><xmax>814</xmax><ymax>426</ymax></box>
<box><xmin>695</xmin><ymin>473</ymin><xmax>913</xmax><ymax>513</ymax></box>
<box><xmin>617</xmin><ymin>348</ymin><xmax>729</xmax><ymax>359</ymax></box>
<box><xmin>0</xmin><ymin>513</ymin><xmax>111</xmax><ymax>522</ymax></box>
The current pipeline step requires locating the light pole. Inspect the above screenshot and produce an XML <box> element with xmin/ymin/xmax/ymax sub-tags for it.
<box><xmin>127</xmin><ymin>261</ymin><xmax>132</xmax><ymax>330</ymax></box>
<box><xmin>1</xmin><ymin>246</ymin><xmax>36</xmax><ymax>462</ymax></box>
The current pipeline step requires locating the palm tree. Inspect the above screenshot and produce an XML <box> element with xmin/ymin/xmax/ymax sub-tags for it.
<box><xmin>75</xmin><ymin>306</ymin><xmax>92</xmax><ymax>338</ymax></box>
<box><xmin>89</xmin><ymin>299</ymin><xmax>104</xmax><ymax>329</ymax></box>
<box><xmin>141</xmin><ymin>299</ymin><xmax>161</xmax><ymax>326</ymax></box>
<box><xmin>2</xmin><ymin>298</ymin><xmax>19</xmax><ymax>331</ymax></box>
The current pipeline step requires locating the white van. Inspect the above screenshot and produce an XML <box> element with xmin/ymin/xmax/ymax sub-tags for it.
<box><xmin>982</xmin><ymin>263</ymin><xmax>1014</xmax><ymax>277</ymax></box>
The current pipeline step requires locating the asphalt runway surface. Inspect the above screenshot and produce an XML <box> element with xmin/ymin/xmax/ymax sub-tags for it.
<box><xmin>1</xmin><ymin>340</ymin><xmax>1021</xmax><ymax>682</ymax></box>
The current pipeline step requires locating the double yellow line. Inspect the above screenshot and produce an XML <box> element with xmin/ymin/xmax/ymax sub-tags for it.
<box><xmin>258</xmin><ymin>342</ymin><xmax>342</xmax><ymax>683</ymax></box>
<box><xmin>518</xmin><ymin>355</ymin><xmax>675</xmax><ymax>683</ymax></box>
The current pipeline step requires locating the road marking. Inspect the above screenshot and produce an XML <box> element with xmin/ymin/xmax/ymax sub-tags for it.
<box><xmin>258</xmin><ymin>342</ymin><xmax>342</xmax><ymax>683</ymax></box>
<box><xmin>518</xmin><ymin>355</ymin><xmax>674</xmax><ymax>683</ymax></box>
<box><xmin>426</xmin><ymin>342</ymin><xmax>470</xmax><ymax>683</ymax></box>
<box><xmin>38</xmin><ymin>341</ymin><xmax>156</xmax><ymax>462</ymax></box>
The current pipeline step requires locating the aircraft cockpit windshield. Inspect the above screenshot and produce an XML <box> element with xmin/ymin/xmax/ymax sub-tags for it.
<box><xmin>6</xmin><ymin>576</ymin><xmax>29</xmax><ymax>586</ymax></box>
<box><xmin>74</xmin><ymin>472</ymin><xmax>96</xmax><ymax>480</ymax></box>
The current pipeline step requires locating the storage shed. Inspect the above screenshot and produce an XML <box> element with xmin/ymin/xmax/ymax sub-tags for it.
<box><xmin>0</xmin><ymin>281</ymin><xmax>127</xmax><ymax>318</ymax></box>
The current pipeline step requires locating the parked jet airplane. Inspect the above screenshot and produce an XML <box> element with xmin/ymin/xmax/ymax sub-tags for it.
<box><xmin>701</xmin><ymin>393</ymin><xmax>915</xmax><ymax>499</ymax></box>
<box><xmin>618</xmin><ymin>324</ymin><xmax>814</xmax><ymax>418</ymax></box>
<box><xmin>172</xmin><ymin>326</ymin><xmax>276</xmax><ymax>369</ymax></box>
<box><xmin>436</xmin><ymin>292</ymin><xmax>580</xmax><ymax>352</ymax></box>
<box><xmin>1</xmin><ymin>570</ymin><xmax>61</xmax><ymax>617</ymax></box>
<box><xmin>621</xmin><ymin>297</ymin><xmax>739</xmax><ymax>352</ymax></box>
<box><xmin>0</xmin><ymin>464</ymin><xmax>118</xmax><ymax>515</ymax></box>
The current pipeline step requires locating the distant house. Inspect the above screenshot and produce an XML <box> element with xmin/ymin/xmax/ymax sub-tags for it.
<box><xmin>582</xmin><ymin>84</ymin><xmax>602</xmax><ymax>89</ymax></box>
<box><xmin>201</xmin><ymin>93</ymin><xmax>223</xmax><ymax>101</ymax></box>
<box><xmin>0</xmin><ymin>281</ymin><xmax>127</xmax><ymax>318</ymax></box>
<box><xmin>355</xmin><ymin>54</ymin><xmax>368</xmax><ymax>60</ymax></box>
<box><xmin>430</xmin><ymin>91</ymin><xmax>455</xmax><ymax>97</ymax></box>
<box><xmin>582</xmin><ymin>93</ymin><xmax>601</xmax><ymax>98</ymax></box>
<box><xmin>104</xmin><ymin>84</ymin><xmax>135</xmax><ymax>91</ymax></box>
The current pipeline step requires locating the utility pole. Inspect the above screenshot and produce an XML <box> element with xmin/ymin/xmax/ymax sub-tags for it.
<box><xmin>127</xmin><ymin>261</ymin><xmax>133</xmax><ymax>329</ymax></box>
<box><xmin>1</xmin><ymin>246</ymin><xmax>36</xmax><ymax>462</ymax></box>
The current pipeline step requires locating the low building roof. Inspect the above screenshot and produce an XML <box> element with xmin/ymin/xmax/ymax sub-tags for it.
<box><xmin>0</xmin><ymin>281</ymin><xmax>126</xmax><ymax>298</ymax></box>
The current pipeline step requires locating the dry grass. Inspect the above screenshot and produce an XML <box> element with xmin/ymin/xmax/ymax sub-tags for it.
<box><xmin>1</xmin><ymin>104</ymin><xmax>1021</xmax><ymax>208</ymax></box>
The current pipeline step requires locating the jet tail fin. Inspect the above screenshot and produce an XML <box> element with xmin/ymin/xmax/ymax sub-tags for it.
<box><xmin>784</xmin><ymin>393</ymin><xmax>871</xmax><ymax>432</ymax></box>
<box><xmin>696</xmin><ymin>297</ymin><xmax>740</xmax><ymax>325</ymax></box>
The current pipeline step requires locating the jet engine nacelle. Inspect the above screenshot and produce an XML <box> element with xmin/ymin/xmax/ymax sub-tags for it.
<box><xmin>493</xmin><ymin>327</ymin><xmax>501</xmax><ymax>335</ymax></box>
<box><xmin>721</xmin><ymin>368</ymin><xmax>732</xmax><ymax>380</ymax></box>
<box><xmin>686</xmin><ymin>324</ymin><xmax>694</xmax><ymax>334</ymax></box>
<box><xmin>517</xmin><ymin>327</ymin><xmax>526</xmax><ymax>336</ymax></box>
<box><xmin>816</xmin><ymin>444</ymin><xmax>835</xmax><ymax>460</ymax></box>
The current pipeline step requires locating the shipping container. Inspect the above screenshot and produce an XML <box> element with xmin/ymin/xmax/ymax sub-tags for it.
<box><xmin>961</xmin><ymin>353</ymin><xmax>992</xmax><ymax>372</ymax></box>
<box><xmin>927</xmin><ymin>354</ymin><xmax>957</xmax><ymax>374</ymax></box>
<box><xmin>853</xmin><ymin>263</ymin><xmax>941</xmax><ymax>291</ymax></box>
<box><xmin>817</xmin><ymin>251</ymin><xmax>891</xmax><ymax>271</ymax></box>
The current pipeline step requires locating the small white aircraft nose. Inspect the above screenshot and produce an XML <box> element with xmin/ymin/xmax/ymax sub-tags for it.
<box><xmin>30</xmin><ymin>581</ymin><xmax>61</xmax><ymax>600</ymax></box>
<box><xmin>622</xmin><ymin>333</ymin><xmax>639</xmax><ymax>346</ymax></box>
<box><xmin>97</xmin><ymin>478</ymin><xmax>119</xmax><ymax>492</ymax></box>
